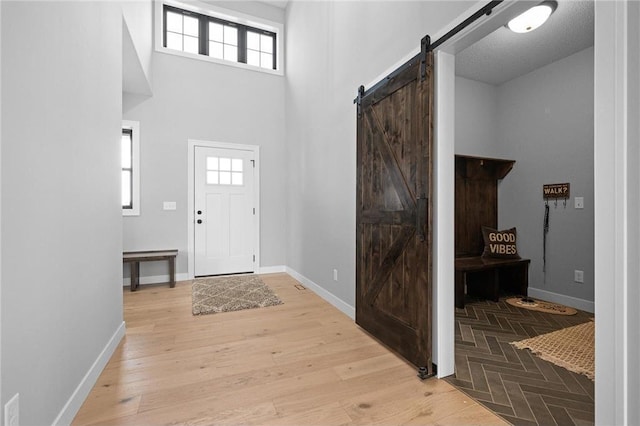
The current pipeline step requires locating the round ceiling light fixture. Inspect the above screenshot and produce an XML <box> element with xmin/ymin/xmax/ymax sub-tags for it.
<box><xmin>507</xmin><ymin>1</ymin><xmax>558</xmax><ymax>33</ymax></box>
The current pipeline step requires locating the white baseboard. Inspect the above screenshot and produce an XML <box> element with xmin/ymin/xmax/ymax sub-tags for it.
<box><xmin>122</xmin><ymin>272</ymin><xmax>190</xmax><ymax>287</ymax></box>
<box><xmin>285</xmin><ymin>267</ymin><xmax>355</xmax><ymax>320</ymax></box>
<box><xmin>52</xmin><ymin>321</ymin><xmax>126</xmax><ymax>425</ymax></box>
<box><xmin>258</xmin><ymin>265</ymin><xmax>286</xmax><ymax>274</ymax></box>
<box><xmin>528</xmin><ymin>287</ymin><xmax>594</xmax><ymax>313</ymax></box>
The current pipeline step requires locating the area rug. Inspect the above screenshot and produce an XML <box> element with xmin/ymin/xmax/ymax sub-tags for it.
<box><xmin>511</xmin><ymin>320</ymin><xmax>594</xmax><ymax>380</ymax></box>
<box><xmin>192</xmin><ymin>275</ymin><xmax>283</xmax><ymax>316</ymax></box>
<box><xmin>505</xmin><ymin>297</ymin><xmax>577</xmax><ymax>315</ymax></box>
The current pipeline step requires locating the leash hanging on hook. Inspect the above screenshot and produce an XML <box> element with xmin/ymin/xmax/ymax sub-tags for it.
<box><xmin>543</xmin><ymin>200</ymin><xmax>550</xmax><ymax>274</ymax></box>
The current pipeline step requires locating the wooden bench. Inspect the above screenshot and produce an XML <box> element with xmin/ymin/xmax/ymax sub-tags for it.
<box><xmin>123</xmin><ymin>250</ymin><xmax>178</xmax><ymax>291</ymax></box>
<box><xmin>455</xmin><ymin>256</ymin><xmax>530</xmax><ymax>309</ymax></box>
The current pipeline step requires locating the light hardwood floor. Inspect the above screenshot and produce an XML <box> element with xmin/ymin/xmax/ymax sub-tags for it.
<box><xmin>73</xmin><ymin>273</ymin><xmax>508</xmax><ymax>425</ymax></box>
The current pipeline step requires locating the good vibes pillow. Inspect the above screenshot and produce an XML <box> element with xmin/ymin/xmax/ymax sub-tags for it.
<box><xmin>481</xmin><ymin>227</ymin><xmax>520</xmax><ymax>259</ymax></box>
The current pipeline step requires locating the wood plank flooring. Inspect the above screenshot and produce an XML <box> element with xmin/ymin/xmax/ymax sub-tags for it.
<box><xmin>73</xmin><ymin>273</ymin><xmax>507</xmax><ymax>425</ymax></box>
<box><xmin>446</xmin><ymin>298</ymin><xmax>594</xmax><ymax>426</ymax></box>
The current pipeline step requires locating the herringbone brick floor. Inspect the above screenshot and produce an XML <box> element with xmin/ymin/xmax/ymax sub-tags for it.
<box><xmin>446</xmin><ymin>298</ymin><xmax>594</xmax><ymax>426</ymax></box>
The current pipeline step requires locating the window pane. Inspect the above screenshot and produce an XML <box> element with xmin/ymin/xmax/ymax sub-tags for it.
<box><xmin>224</xmin><ymin>26</ymin><xmax>238</xmax><ymax>46</ymax></box>
<box><xmin>166</xmin><ymin>32</ymin><xmax>182</xmax><ymax>51</ymax></box>
<box><xmin>219</xmin><ymin>157</ymin><xmax>231</xmax><ymax>171</ymax></box>
<box><xmin>184</xmin><ymin>35</ymin><xmax>199</xmax><ymax>54</ymax></box>
<box><xmin>247</xmin><ymin>50</ymin><xmax>259</xmax><ymax>67</ymax></box>
<box><xmin>224</xmin><ymin>45</ymin><xmax>237</xmax><ymax>61</ymax></box>
<box><xmin>121</xmin><ymin>134</ymin><xmax>131</xmax><ymax>168</ymax></box>
<box><xmin>261</xmin><ymin>52</ymin><xmax>273</xmax><ymax>69</ymax></box>
<box><xmin>247</xmin><ymin>31</ymin><xmax>260</xmax><ymax>50</ymax></box>
<box><xmin>232</xmin><ymin>172</ymin><xmax>243</xmax><ymax>186</ymax></box>
<box><xmin>206</xmin><ymin>171</ymin><xmax>218</xmax><ymax>185</ymax></box>
<box><xmin>232</xmin><ymin>159</ymin><xmax>243</xmax><ymax>171</ymax></box>
<box><xmin>209</xmin><ymin>41</ymin><xmax>223</xmax><ymax>59</ymax></box>
<box><xmin>122</xmin><ymin>170</ymin><xmax>132</xmax><ymax>207</ymax></box>
<box><xmin>183</xmin><ymin>15</ymin><xmax>199</xmax><ymax>37</ymax></box>
<box><xmin>261</xmin><ymin>34</ymin><xmax>273</xmax><ymax>53</ymax></box>
<box><xmin>219</xmin><ymin>171</ymin><xmax>231</xmax><ymax>185</ymax></box>
<box><xmin>207</xmin><ymin>156</ymin><xmax>219</xmax><ymax>170</ymax></box>
<box><xmin>209</xmin><ymin>22</ymin><xmax>223</xmax><ymax>41</ymax></box>
<box><xmin>166</xmin><ymin>11</ymin><xmax>183</xmax><ymax>33</ymax></box>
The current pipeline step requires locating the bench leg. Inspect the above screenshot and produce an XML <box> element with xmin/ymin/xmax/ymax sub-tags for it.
<box><xmin>520</xmin><ymin>263</ymin><xmax>529</xmax><ymax>297</ymax></box>
<box><xmin>491</xmin><ymin>268</ymin><xmax>500</xmax><ymax>302</ymax></box>
<box><xmin>169</xmin><ymin>257</ymin><xmax>175</xmax><ymax>288</ymax></box>
<box><xmin>130</xmin><ymin>261</ymin><xmax>139</xmax><ymax>292</ymax></box>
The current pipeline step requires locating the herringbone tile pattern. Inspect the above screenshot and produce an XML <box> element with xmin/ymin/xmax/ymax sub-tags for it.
<box><xmin>446</xmin><ymin>298</ymin><xmax>594</xmax><ymax>426</ymax></box>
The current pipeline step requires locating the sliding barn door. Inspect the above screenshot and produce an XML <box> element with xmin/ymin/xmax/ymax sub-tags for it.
<box><xmin>356</xmin><ymin>51</ymin><xmax>434</xmax><ymax>375</ymax></box>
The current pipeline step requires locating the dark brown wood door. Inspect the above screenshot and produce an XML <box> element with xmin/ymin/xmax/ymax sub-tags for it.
<box><xmin>356</xmin><ymin>51</ymin><xmax>433</xmax><ymax>375</ymax></box>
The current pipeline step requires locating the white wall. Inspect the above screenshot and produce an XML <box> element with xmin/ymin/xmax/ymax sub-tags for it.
<box><xmin>455</xmin><ymin>76</ymin><xmax>500</xmax><ymax>157</ymax></box>
<box><xmin>1</xmin><ymin>2</ymin><xmax>123</xmax><ymax>425</ymax></box>
<box><xmin>497</xmin><ymin>47</ymin><xmax>594</xmax><ymax>309</ymax></box>
<box><xmin>454</xmin><ymin>48</ymin><xmax>594</xmax><ymax>310</ymax></box>
<box><xmin>123</xmin><ymin>0</ymin><xmax>153</xmax><ymax>95</ymax></box>
<box><xmin>122</xmin><ymin>7</ymin><xmax>287</xmax><ymax>279</ymax></box>
<box><xmin>285</xmin><ymin>0</ymin><xmax>475</xmax><ymax>307</ymax></box>
<box><xmin>628</xmin><ymin>2</ymin><xmax>640</xmax><ymax>420</ymax></box>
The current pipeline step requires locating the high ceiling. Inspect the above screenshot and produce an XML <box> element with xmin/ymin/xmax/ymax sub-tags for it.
<box><xmin>456</xmin><ymin>0</ymin><xmax>594</xmax><ymax>86</ymax></box>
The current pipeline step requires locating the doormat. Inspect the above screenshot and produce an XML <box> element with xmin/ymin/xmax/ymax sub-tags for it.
<box><xmin>192</xmin><ymin>275</ymin><xmax>283</xmax><ymax>316</ymax></box>
<box><xmin>511</xmin><ymin>320</ymin><xmax>594</xmax><ymax>380</ymax></box>
<box><xmin>505</xmin><ymin>297</ymin><xmax>577</xmax><ymax>315</ymax></box>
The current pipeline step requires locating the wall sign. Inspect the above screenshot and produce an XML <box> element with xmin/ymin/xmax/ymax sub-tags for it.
<box><xmin>543</xmin><ymin>183</ymin><xmax>570</xmax><ymax>199</ymax></box>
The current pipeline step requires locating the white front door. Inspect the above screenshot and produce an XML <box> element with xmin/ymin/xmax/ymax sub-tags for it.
<box><xmin>194</xmin><ymin>146</ymin><xmax>255</xmax><ymax>276</ymax></box>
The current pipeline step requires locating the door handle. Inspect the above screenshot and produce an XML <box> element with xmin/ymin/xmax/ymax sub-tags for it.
<box><xmin>197</xmin><ymin>210</ymin><xmax>202</xmax><ymax>215</ymax></box>
<box><xmin>416</xmin><ymin>195</ymin><xmax>427</xmax><ymax>242</ymax></box>
<box><xmin>197</xmin><ymin>219</ymin><xmax>202</xmax><ymax>224</ymax></box>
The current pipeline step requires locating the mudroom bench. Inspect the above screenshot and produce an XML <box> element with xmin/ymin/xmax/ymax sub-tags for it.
<box><xmin>123</xmin><ymin>249</ymin><xmax>178</xmax><ymax>291</ymax></box>
<box><xmin>455</xmin><ymin>256</ymin><xmax>530</xmax><ymax>309</ymax></box>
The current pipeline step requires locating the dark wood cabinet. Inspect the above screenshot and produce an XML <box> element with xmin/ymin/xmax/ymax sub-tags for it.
<box><xmin>455</xmin><ymin>155</ymin><xmax>515</xmax><ymax>257</ymax></box>
<box><xmin>454</xmin><ymin>155</ymin><xmax>529</xmax><ymax>308</ymax></box>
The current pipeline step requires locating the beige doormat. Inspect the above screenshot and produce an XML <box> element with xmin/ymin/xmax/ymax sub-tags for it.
<box><xmin>192</xmin><ymin>275</ymin><xmax>283</xmax><ymax>316</ymax></box>
<box><xmin>511</xmin><ymin>320</ymin><xmax>594</xmax><ymax>380</ymax></box>
<box><xmin>505</xmin><ymin>297</ymin><xmax>577</xmax><ymax>315</ymax></box>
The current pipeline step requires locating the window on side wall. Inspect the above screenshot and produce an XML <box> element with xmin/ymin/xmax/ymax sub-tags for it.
<box><xmin>122</xmin><ymin>121</ymin><xmax>140</xmax><ymax>216</ymax></box>
<box><xmin>158</xmin><ymin>2</ymin><xmax>281</xmax><ymax>73</ymax></box>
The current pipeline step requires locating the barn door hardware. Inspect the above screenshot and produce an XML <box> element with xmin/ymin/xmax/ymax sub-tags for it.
<box><xmin>418</xmin><ymin>363</ymin><xmax>437</xmax><ymax>380</ymax></box>
<box><xmin>420</xmin><ymin>35</ymin><xmax>431</xmax><ymax>81</ymax></box>
<box><xmin>355</xmin><ymin>85</ymin><xmax>365</xmax><ymax>118</ymax></box>
<box><xmin>416</xmin><ymin>195</ymin><xmax>428</xmax><ymax>242</ymax></box>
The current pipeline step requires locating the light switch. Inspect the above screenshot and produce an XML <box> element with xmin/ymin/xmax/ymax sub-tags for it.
<box><xmin>574</xmin><ymin>197</ymin><xmax>584</xmax><ymax>209</ymax></box>
<box><xmin>163</xmin><ymin>201</ymin><xmax>177</xmax><ymax>211</ymax></box>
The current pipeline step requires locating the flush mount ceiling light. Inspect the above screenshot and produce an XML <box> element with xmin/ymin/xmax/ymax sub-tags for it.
<box><xmin>507</xmin><ymin>1</ymin><xmax>557</xmax><ymax>33</ymax></box>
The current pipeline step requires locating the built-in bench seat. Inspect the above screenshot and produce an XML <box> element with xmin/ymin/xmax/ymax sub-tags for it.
<box><xmin>455</xmin><ymin>256</ymin><xmax>530</xmax><ymax>309</ymax></box>
<box><xmin>123</xmin><ymin>249</ymin><xmax>178</xmax><ymax>291</ymax></box>
<box><xmin>455</xmin><ymin>155</ymin><xmax>530</xmax><ymax>309</ymax></box>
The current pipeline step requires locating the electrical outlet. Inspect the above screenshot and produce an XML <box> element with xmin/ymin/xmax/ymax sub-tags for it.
<box><xmin>574</xmin><ymin>270</ymin><xmax>584</xmax><ymax>283</ymax></box>
<box><xmin>333</xmin><ymin>269</ymin><xmax>338</xmax><ymax>281</ymax></box>
<box><xmin>4</xmin><ymin>393</ymin><xmax>19</xmax><ymax>426</ymax></box>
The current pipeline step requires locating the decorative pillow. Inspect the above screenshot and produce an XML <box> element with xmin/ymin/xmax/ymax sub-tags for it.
<box><xmin>481</xmin><ymin>227</ymin><xmax>520</xmax><ymax>259</ymax></box>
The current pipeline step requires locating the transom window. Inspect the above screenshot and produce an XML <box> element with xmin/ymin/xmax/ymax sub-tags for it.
<box><xmin>163</xmin><ymin>5</ymin><xmax>277</xmax><ymax>70</ymax></box>
<box><xmin>206</xmin><ymin>157</ymin><xmax>244</xmax><ymax>186</ymax></box>
<box><xmin>165</xmin><ymin>9</ymin><xmax>199</xmax><ymax>54</ymax></box>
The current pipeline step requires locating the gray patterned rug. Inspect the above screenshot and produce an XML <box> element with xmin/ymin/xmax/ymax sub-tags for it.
<box><xmin>192</xmin><ymin>275</ymin><xmax>283</xmax><ymax>315</ymax></box>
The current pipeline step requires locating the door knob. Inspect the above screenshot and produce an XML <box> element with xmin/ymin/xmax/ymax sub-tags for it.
<box><xmin>197</xmin><ymin>219</ymin><xmax>202</xmax><ymax>224</ymax></box>
<box><xmin>197</xmin><ymin>210</ymin><xmax>202</xmax><ymax>215</ymax></box>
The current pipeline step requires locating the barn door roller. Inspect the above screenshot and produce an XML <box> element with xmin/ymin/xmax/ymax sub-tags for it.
<box><xmin>420</xmin><ymin>35</ymin><xmax>431</xmax><ymax>81</ymax></box>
